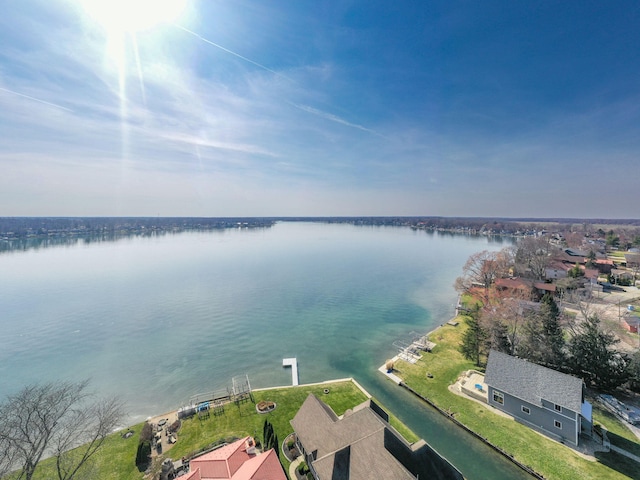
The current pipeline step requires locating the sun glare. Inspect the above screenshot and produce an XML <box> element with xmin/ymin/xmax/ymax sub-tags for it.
<box><xmin>82</xmin><ymin>0</ymin><xmax>187</xmax><ymax>33</ymax></box>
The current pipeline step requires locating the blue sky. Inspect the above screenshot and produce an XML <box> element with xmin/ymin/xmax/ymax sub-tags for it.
<box><xmin>1</xmin><ymin>0</ymin><xmax>639</xmax><ymax>217</ymax></box>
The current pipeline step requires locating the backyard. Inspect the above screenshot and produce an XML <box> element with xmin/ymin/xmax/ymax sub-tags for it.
<box><xmin>393</xmin><ymin>320</ymin><xmax>640</xmax><ymax>480</ymax></box>
<box><xmin>9</xmin><ymin>379</ymin><xmax>417</xmax><ymax>480</ymax></box>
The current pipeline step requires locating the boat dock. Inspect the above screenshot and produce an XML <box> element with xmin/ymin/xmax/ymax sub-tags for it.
<box><xmin>283</xmin><ymin>358</ymin><xmax>299</xmax><ymax>386</ymax></box>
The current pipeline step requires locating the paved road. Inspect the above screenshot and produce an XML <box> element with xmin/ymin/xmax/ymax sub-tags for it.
<box><xmin>594</xmin><ymin>286</ymin><xmax>640</xmax><ymax>305</ymax></box>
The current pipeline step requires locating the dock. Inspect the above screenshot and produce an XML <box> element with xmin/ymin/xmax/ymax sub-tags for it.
<box><xmin>282</xmin><ymin>358</ymin><xmax>299</xmax><ymax>386</ymax></box>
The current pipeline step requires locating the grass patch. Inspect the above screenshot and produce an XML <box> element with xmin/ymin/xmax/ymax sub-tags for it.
<box><xmin>17</xmin><ymin>379</ymin><xmax>421</xmax><ymax>480</ymax></box>
<box><xmin>395</xmin><ymin>319</ymin><xmax>640</xmax><ymax>480</ymax></box>
<box><xmin>592</xmin><ymin>402</ymin><xmax>640</xmax><ymax>457</ymax></box>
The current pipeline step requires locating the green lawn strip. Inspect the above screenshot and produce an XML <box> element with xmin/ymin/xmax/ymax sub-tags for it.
<box><xmin>592</xmin><ymin>402</ymin><xmax>640</xmax><ymax>457</ymax></box>
<box><xmin>395</xmin><ymin>321</ymin><xmax>639</xmax><ymax>480</ymax></box>
<box><xmin>14</xmin><ymin>379</ymin><xmax>423</xmax><ymax>480</ymax></box>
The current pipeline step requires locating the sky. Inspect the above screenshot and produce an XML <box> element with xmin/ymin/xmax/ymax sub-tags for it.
<box><xmin>0</xmin><ymin>0</ymin><xmax>639</xmax><ymax>218</ymax></box>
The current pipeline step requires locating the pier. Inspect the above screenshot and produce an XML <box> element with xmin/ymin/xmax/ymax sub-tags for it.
<box><xmin>282</xmin><ymin>358</ymin><xmax>299</xmax><ymax>386</ymax></box>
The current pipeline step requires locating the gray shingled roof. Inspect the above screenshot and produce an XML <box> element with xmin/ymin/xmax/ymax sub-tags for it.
<box><xmin>484</xmin><ymin>350</ymin><xmax>583</xmax><ymax>413</ymax></box>
<box><xmin>291</xmin><ymin>394</ymin><xmax>416</xmax><ymax>480</ymax></box>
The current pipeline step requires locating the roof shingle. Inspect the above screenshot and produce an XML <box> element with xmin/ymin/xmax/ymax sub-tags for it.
<box><xmin>485</xmin><ymin>350</ymin><xmax>583</xmax><ymax>413</ymax></box>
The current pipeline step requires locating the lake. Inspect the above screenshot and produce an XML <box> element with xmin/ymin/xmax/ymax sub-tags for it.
<box><xmin>0</xmin><ymin>221</ymin><xmax>527</xmax><ymax>479</ymax></box>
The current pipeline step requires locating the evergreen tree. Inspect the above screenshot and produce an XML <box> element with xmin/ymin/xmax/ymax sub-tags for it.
<box><xmin>485</xmin><ymin>320</ymin><xmax>511</xmax><ymax>355</ymax></box>
<box><xmin>568</xmin><ymin>263</ymin><xmax>584</xmax><ymax>278</ymax></box>
<box><xmin>518</xmin><ymin>294</ymin><xmax>565</xmax><ymax>369</ymax></box>
<box><xmin>273</xmin><ymin>434</ymin><xmax>280</xmax><ymax>458</ymax></box>
<box><xmin>567</xmin><ymin>315</ymin><xmax>629</xmax><ymax>390</ymax></box>
<box><xmin>627</xmin><ymin>351</ymin><xmax>640</xmax><ymax>393</ymax></box>
<box><xmin>517</xmin><ymin>312</ymin><xmax>543</xmax><ymax>361</ymax></box>
<box><xmin>459</xmin><ymin>305</ymin><xmax>487</xmax><ymax>366</ymax></box>
<box><xmin>263</xmin><ymin>419</ymin><xmax>274</xmax><ymax>451</ymax></box>
<box><xmin>538</xmin><ymin>294</ymin><xmax>566</xmax><ymax>369</ymax></box>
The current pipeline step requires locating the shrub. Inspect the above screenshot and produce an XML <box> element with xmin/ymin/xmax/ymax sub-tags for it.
<box><xmin>135</xmin><ymin>440</ymin><xmax>151</xmax><ymax>471</ymax></box>
<box><xmin>297</xmin><ymin>461</ymin><xmax>309</xmax><ymax>474</ymax></box>
<box><xmin>170</xmin><ymin>419</ymin><xmax>181</xmax><ymax>433</ymax></box>
<box><xmin>140</xmin><ymin>422</ymin><xmax>153</xmax><ymax>443</ymax></box>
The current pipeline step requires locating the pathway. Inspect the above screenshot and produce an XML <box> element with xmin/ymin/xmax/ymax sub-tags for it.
<box><xmin>288</xmin><ymin>455</ymin><xmax>304</xmax><ymax>479</ymax></box>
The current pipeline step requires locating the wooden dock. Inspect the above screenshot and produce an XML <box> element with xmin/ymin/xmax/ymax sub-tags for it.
<box><xmin>283</xmin><ymin>358</ymin><xmax>299</xmax><ymax>386</ymax></box>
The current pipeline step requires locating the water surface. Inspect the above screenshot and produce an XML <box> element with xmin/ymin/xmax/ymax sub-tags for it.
<box><xmin>0</xmin><ymin>221</ymin><xmax>526</xmax><ymax>479</ymax></box>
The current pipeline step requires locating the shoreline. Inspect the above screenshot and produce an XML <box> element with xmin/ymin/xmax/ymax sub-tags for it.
<box><xmin>140</xmin><ymin>377</ymin><xmax>371</xmax><ymax>428</ymax></box>
<box><xmin>378</xmin><ymin>321</ymin><xmax>454</xmax><ymax>384</ymax></box>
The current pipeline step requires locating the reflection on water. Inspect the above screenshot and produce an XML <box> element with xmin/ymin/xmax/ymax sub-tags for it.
<box><xmin>0</xmin><ymin>222</ymin><xmax>527</xmax><ymax>479</ymax></box>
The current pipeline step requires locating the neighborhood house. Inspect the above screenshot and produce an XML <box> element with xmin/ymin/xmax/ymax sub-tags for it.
<box><xmin>484</xmin><ymin>350</ymin><xmax>592</xmax><ymax>446</ymax></box>
<box><xmin>181</xmin><ymin>436</ymin><xmax>286</xmax><ymax>480</ymax></box>
<box><xmin>291</xmin><ymin>394</ymin><xmax>463</xmax><ymax>480</ymax></box>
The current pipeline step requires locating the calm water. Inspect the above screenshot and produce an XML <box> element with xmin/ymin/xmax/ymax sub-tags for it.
<box><xmin>0</xmin><ymin>222</ymin><xmax>527</xmax><ymax>479</ymax></box>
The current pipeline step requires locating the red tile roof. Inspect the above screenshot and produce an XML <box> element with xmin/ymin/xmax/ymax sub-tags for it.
<box><xmin>186</xmin><ymin>437</ymin><xmax>286</xmax><ymax>480</ymax></box>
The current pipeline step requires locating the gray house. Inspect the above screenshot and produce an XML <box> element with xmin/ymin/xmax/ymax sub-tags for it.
<box><xmin>484</xmin><ymin>350</ymin><xmax>592</xmax><ymax>446</ymax></box>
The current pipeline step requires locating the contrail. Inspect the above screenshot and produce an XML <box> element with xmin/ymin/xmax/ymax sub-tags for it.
<box><xmin>174</xmin><ymin>24</ymin><xmax>289</xmax><ymax>80</ymax></box>
<box><xmin>291</xmin><ymin>103</ymin><xmax>384</xmax><ymax>137</ymax></box>
<box><xmin>174</xmin><ymin>25</ymin><xmax>382</xmax><ymax>137</ymax></box>
<box><xmin>0</xmin><ymin>86</ymin><xmax>73</xmax><ymax>112</ymax></box>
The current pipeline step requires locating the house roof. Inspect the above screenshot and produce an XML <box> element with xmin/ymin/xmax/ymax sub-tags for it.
<box><xmin>582</xmin><ymin>268</ymin><xmax>599</xmax><ymax>280</ymax></box>
<box><xmin>546</xmin><ymin>260</ymin><xmax>571</xmax><ymax>271</ymax></box>
<box><xmin>624</xmin><ymin>317</ymin><xmax>640</xmax><ymax>327</ymax></box>
<box><xmin>494</xmin><ymin>277</ymin><xmax>534</xmax><ymax>290</ymax></box>
<box><xmin>232</xmin><ymin>449</ymin><xmax>285</xmax><ymax>480</ymax></box>
<box><xmin>187</xmin><ymin>437</ymin><xmax>286</xmax><ymax>480</ymax></box>
<box><xmin>595</xmin><ymin>258</ymin><xmax>614</xmax><ymax>265</ymax></box>
<box><xmin>534</xmin><ymin>282</ymin><xmax>556</xmax><ymax>292</ymax></box>
<box><xmin>291</xmin><ymin>394</ymin><xmax>417</xmax><ymax>480</ymax></box>
<box><xmin>565</xmin><ymin>248</ymin><xmax>588</xmax><ymax>257</ymax></box>
<box><xmin>484</xmin><ymin>350</ymin><xmax>584</xmax><ymax>413</ymax></box>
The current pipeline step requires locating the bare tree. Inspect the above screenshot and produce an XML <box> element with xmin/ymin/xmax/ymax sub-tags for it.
<box><xmin>514</xmin><ymin>236</ymin><xmax>555</xmax><ymax>280</ymax></box>
<box><xmin>481</xmin><ymin>289</ymin><xmax>530</xmax><ymax>355</ymax></box>
<box><xmin>0</xmin><ymin>380</ymin><xmax>124</xmax><ymax>480</ymax></box>
<box><xmin>455</xmin><ymin>250</ymin><xmax>505</xmax><ymax>301</ymax></box>
<box><xmin>626</xmin><ymin>253</ymin><xmax>640</xmax><ymax>282</ymax></box>
<box><xmin>53</xmin><ymin>396</ymin><xmax>124</xmax><ymax>480</ymax></box>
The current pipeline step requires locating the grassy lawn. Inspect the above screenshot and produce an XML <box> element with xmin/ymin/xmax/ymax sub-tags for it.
<box><xmin>16</xmin><ymin>379</ymin><xmax>419</xmax><ymax>480</ymax></box>
<box><xmin>592</xmin><ymin>402</ymin><xmax>640</xmax><ymax>457</ymax></box>
<box><xmin>394</xmin><ymin>319</ymin><xmax>640</xmax><ymax>480</ymax></box>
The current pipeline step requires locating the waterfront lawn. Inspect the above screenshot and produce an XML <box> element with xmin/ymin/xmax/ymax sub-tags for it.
<box><xmin>2</xmin><ymin>423</ymin><xmax>144</xmax><ymax>480</ymax></box>
<box><xmin>592</xmin><ymin>402</ymin><xmax>640</xmax><ymax>458</ymax></box>
<box><xmin>169</xmin><ymin>380</ymin><xmax>370</xmax><ymax>468</ymax></box>
<box><xmin>395</xmin><ymin>320</ymin><xmax>640</xmax><ymax>480</ymax></box>
<box><xmin>14</xmin><ymin>379</ymin><xmax>421</xmax><ymax>480</ymax></box>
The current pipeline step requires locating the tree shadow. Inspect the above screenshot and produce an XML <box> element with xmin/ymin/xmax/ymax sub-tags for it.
<box><xmin>607</xmin><ymin>430</ymin><xmax>640</xmax><ymax>457</ymax></box>
<box><xmin>595</xmin><ymin>450</ymin><xmax>640</xmax><ymax>479</ymax></box>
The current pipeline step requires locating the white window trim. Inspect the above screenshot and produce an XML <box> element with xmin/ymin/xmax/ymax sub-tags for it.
<box><xmin>521</xmin><ymin>406</ymin><xmax>530</xmax><ymax>415</ymax></box>
<box><xmin>554</xmin><ymin>420</ymin><xmax>562</xmax><ymax>429</ymax></box>
<box><xmin>493</xmin><ymin>391</ymin><xmax>504</xmax><ymax>405</ymax></box>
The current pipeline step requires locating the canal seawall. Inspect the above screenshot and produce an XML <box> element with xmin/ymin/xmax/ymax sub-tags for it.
<box><xmin>398</xmin><ymin>382</ymin><xmax>544</xmax><ymax>480</ymax></box>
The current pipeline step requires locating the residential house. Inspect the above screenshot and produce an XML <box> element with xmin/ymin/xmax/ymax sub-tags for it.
<box><xmin>182</xmin><ymin>436</ymin><xmax>286</xmax><ymax>480</ymax></box>
<box><xmin>611</xmin><ymin>268</ymin><xmax>634</xmax><ymax>285</ymax></box>
<box><xmin>623</xmin><ymin>317</ymin><xmax>639</xmax><ymax>334</ymax></box>
<box><xmin>484</xmin><ymin>350</ymin><xmax>592</xmax><ymax>446</ymax></box>
<box><xmin>291</xmin><ymin>394</ymin><xmax>462</xmax><ymax>480</ymax></box>
<box><xmin>494</xmin><ymin>277</ymin><xmax>555</xmax><ymax>299</ymax></box>
<box><xmin>593</xmin><ymin>258</ymin><xmax>614</xmax><ymax>275</ymax></box>
<box><xmin>545</xmin><ymin>260</ymin><xmax>570</xmax><ymax>281</ymax></box>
